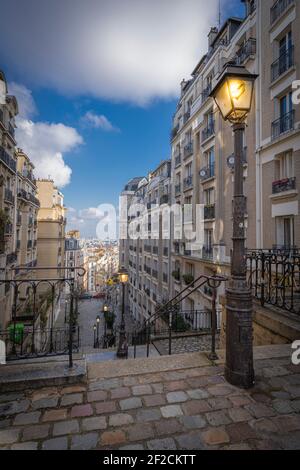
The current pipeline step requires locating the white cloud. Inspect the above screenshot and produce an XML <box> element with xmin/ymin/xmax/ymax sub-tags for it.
<box><xmin>0</xmin><ymin>0</ymin><xmax>219</xmax><ymax>105</ymax></box>
<box><xmin>10</xmin><ymin>83</ymin><xmax>83</xmax><ymax>187</ymax></box>
<box><xmin>8</xmin><ymin>82</ymin><xmax>37</xmax><ymax>119</ymax></box>
<box><xmin>82</xmin><ymin>111</ymin><xmax>119</xmax><ymax>132</ymax></box>
<box><xmin>79</xmin><ymin>207</ymin><xmax>104</xmax><ymax>220</ymax></box>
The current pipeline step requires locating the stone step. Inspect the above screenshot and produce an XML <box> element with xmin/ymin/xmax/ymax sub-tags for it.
<box><xmin>0</xmin><ymin>358</ymin><xmax>86</xmax><ymax>393</ymax></box>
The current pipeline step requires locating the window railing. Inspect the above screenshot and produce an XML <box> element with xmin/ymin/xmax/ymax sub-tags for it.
<box><xmin>202</xmin><ymin>121</ymin><xmax>215</xmax><ymax>142</ymax></box>
<box><xmin>271</xmin><ymin>46</ymin><xmax>294</xmax><ymax>82</ymax></box>
<box><xmin>271</xmin><ymin>0</ymin><xmax>294</xmax><ymax>24</ymax></box>
<box><xmin>0</xmin><ymin>146</ymin><xmax>16</xmax><ymax>173</ymax></box>
<box><xmin>204</xmin><ymin>204</ymin><xmax>215</xmax><ymax>220</ymax></box>
<box><xmin>200</xmin><ymin>163</ymin><xmax>215</xmax><ymax>181</ymax></box>
<box><xmin>272</xmin><ymin>176</ymin><xmax>296</xmax><ymax>194</ymax></box>
<box><xmin>4</xmin><ymin>188</ymin><xmax>14</xmax><ymax>204</ymax></box>
<box><xmin>202</xmin><ymin>246</ymin><xmax>213</xmax><ymax>260</ymax></box>
<box><xmin>183</xmin><ymin>142</ymin><xmax>193</xmax><ymax>159</ymax></box>
<box><xmin>175</xmin><ymin>153</ymin><xmax>181</xmax><ymax>167</ymax></box>
<box><xmin>236</xmin><ymin>38</ymin><xmax>256</xmax><ymax>65</ymax></box>
<box><xmin>201</xmin><ymin>83</ymin><xmax>212</xmax><ymax>104</ymax></box>
<box><xmin>175</xmin><ymin>184</ymin><xmax>181</xmax><ymax>195</ymax></box>
<box><xmin>183</xmin><ymin>176</ymin><xmax>193</xmax><ymax>190</ymax></box>
<box><xmin>271</xmin><ymin>110</ymin><xmax>294</xmax><ymax>140</ymax></box>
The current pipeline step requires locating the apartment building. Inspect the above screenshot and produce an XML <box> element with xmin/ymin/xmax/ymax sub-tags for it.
<box><xmin>170</xmin><ymin>0</ymin><xmax>300</xmax><ymax>313</ymax></box>
<box><xmin>170</xmin><ymin>1</ymin><xmax>259</xmax><ymax>314</ymax></box>
<box><xmin>65</xmin><ymin>232</ymin><xmax>84</xmax><ymax>292</ymax></box>
<box><xmin>0</xmin><ymin>70</ymin><xmax>18</xmax><ymax>328</ymax></box>
<box><xmin>258</xmin><ymin>0</ymin><xmax>300</xmax><ymax>249</ymax></box>
<box><xmin>36</xmin><ymin>179</ymin><xmax>67</xmax><ymax>280</ymax></box>
<box><xmin>121</xmin><ymin>161</ymin><xmax>172</xmax><ymax>324</ymax></box>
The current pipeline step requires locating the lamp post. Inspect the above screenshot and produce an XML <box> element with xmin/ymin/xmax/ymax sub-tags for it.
<box><xmin>103</xmin><ymin>304</ymin><xmax>108</xmax><ymax>336</ymax></box>
<box><xmin>93</xmin><ymin>324</ymin><xmax>97</xmax><ymax>349</ymax></box>
<box><xmin>96</xmin><ymin>315</ymin><xmax>100</xmax><ymax>348</ymax></box>
<box><xmin>116</xmin><ymin>267</ymin><xmax>129</xmax><ymax>358</ymax></box>
<box><xmin>64</xmin><ymin>299</ymin><xmax>68</xmax><ymax>323</ymax></box>
<box><xmin>210</xmin><ymin>64</ymin><xmax>258</xmax><ymax>389</ymax></box>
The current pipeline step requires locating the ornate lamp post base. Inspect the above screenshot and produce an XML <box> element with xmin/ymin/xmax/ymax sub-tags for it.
<box><xmin>225</xmin><ymin>278</ymin><xmax>254</xmax><ymax>389</ymax></box>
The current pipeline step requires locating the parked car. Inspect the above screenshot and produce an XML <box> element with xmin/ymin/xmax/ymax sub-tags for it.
<box><xmin>93</xmin><ymin>293</ymin><xmax>105</xmax><ymax>299</ymax></box>
<box><xmin>79</xmin><ymin>293</ymin><xmax>93</xmax><ymax>300</ymax></box>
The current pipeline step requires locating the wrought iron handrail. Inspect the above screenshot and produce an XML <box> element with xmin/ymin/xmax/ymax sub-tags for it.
<box><xmin>246</xmin><ymin>249</ymin><xmax>300</xmax><ymax>315</ymax></box>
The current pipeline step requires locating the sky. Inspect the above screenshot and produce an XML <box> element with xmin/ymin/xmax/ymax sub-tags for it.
<box><xmin>0</xmin><ymin>0</ymin><xmax>244</xmax><ymax>237</ymax></box>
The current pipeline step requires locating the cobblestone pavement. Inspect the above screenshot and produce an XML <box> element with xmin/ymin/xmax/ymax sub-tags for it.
<box><xmin>0</xmin><ymin>353</ymin><xmax>299</xmax><ymax>450</ymax></box>
<box><xmin>153</xmin><ymin>334</ymin><xmax>220</xmax><ymax>356</ymax></box>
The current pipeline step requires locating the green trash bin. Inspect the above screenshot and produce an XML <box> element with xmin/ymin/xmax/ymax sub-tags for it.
<box><xmin>8</xmin><ymin>323</ymin><xmax>24</xmax><ymax>345</ymax></box>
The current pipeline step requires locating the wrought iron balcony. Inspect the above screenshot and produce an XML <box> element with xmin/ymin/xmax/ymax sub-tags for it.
<box><xmin>18</xmin><ymin>188</ymin><xmax>28</xmax><ymax>200</ymax></box>
<box><xmin>183</xmin><ymin>109</ymin><xmax>191</xmax><ymax>123</ymax></box>
<box><xmin>160</xmin><ymin>194</ymin><xmax>169</xmax><ymax>205</ymax></box>
<box><xmin>235</xmin><ymin>38</ymin><xmax>256</xmax><ymax>65</ymax></box>
<box><xmin>171</xmin><ymin>124</ymin><xmax>179</xmax><ymax>140</ymax></box>
<box><xmin>4</xmin><ymin>188</ymin><xmax>14</xmax><ymax>204</ymax></box>
<box><xmin>174</xmin><ymin>153</ymin><xmax>181</xmax><ymax>167</ymax></box>
<box><xmin>183</xmin><ymin>176</ymin><xmax>193</xmax><ymax>190</ymax></box>
<box><xmin>183</xmin><ymin>142</ymin><xmax>193</xmax><ymax>159</ymax></box>
<box><xmin>202</xmin><ymin>246</ymin><xmax>213</xmax><ymax>260</ymax></box>
<box><xmin>6</xmin><ymin>252</ymin><xmax>17</xmax><ymax>264</ymax></box>
<box><xmin>271</xmin><ymin>110</ymin><xmax>294</xmax><ymax>140</ymax></box>
<box><xmin>0</xmin><ymin>146</ymin><xmax>17</xmax><ymax>173</ymax></box>
<box><xmin>8</xmin><ymin>123</ymin><xmax>15</xmax><ymax>139</ymax></box>
<box><xmin>204</xmin><ymin>204</ymin><xmax>215</xmax><ymax>220</ymax></box>
<box><xmin>152</xmin><ymin>269</ymin><xmax>158</xmax><ymax>279</ymax></box>
<box><xmin>201</xmin><ymin>84</ymin><xmax>212</xmax><ymax>104</ymax></box>
<box><xmin>202</xmin><ymin>122</ymin><xmax>215</xmax><ymax>143</ymax></box>
<box><xmin>272</xmin><ymin>177</ymin><xmax>296</xmax><ymax>194</ymax></box>
<box><xmin>4</xmin><ymin>223</ymin><xmax>13</xmax><ymax>235</ymax></box>
<box><xmin>270</xmin><ymin>0</ymin><xmax>294</xmax><ymax>24</ymax></box>
<box><xmin>175</xmin><ymin>183</ymin><xmax>181</xmax><ymax>195</ymax></box>
<box><xmin>199</xmin><ymin>163</ymin><xmax>215</xmax><ymax>181</ymax></box>
<box><xmin>271</xmin><ymin>46</ymin><xmax>294</xmax><ymax>82</ymax></box>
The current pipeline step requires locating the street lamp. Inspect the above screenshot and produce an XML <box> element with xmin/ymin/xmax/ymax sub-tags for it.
<box><xmin>93</xmin><ymin>324</ymin><xmax>97</xmax><ymax>349</ymax></box>
<box><xmin>210</xmin><ymin>63</ymin><xmax>258</xmax><ymax>389</ymax></box>
<box><xmin>116</xmin><ymin>267</ymin><xmax>129</xmax><ymax>358</ymax></box>
<box><xmin>64</xmin><ymin>299</ymin><xmax>68</xmax><ymax>323</ymax></box>
<box><xmin>96</xmin><ymin>315</ymin><xmax>100</xmax><ymax>348</ymax></box>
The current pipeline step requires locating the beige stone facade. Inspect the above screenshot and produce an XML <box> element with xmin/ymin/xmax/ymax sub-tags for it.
<box><xmin>36</xmin><ymin>179</ymin><xmax>67</xmax><ymax>280</ymax></box>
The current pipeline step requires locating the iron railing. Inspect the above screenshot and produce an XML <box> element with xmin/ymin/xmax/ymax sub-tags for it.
<box><xmin>271</xmin><ymin>0</ymin><xmax>294</xmax><ymax>24</ymax></box>
<box><xmin>200</xmin><ymin>163</ymin><xmax>215</xmax><ymax>181</ymax></box>
<box><xmin>0</xmin><ymin>267</ymin><xmax>85</xmax><ymax>365</ymax></box>
<box><xmin>0</xmin><ymin>146</ymin><xmax>16</xmax><ymax>173</ymax></box>
<box><xmin>272</xmin><ymin>177</ymin><xmax>296</xmax><ymax>194</ymax></box>
<box><xmin>202</xmin><ymin>84</ymin><xmax>212</xmax><ymax>104</ymax></box>
<box><xmin>247</xmin><ymin>249</ymin><xmax>300</xmax><ymax>316</ymax></box>
<box><xmin>183</xmin><ymin>176</ymin><xmax>193</xmax><ymax>190</ymax></box>
<box><xmin>202</xmin><ymin>122</ymin><xmax>215</xmax><ymax>142</ymax></box>
<box><xmin>130</xmin><ymin>274</ymin><xmax>226</xmax><ymax>358</ymax></box>
<box><xmin>235</xmin><ymin>38</ymin><xmax>256</xmax><ymax>65</ymax></box>
<box><xmin>271</xmin><ymin>110</ymin><xmax>294</xmax><ymax>140</ymax></box>
<box><xmin>271</xmin><ymin>46</ymin><xmax>294</xmax><ymax>82</ymax></box>
<box><xmin>204</xmin><ymin>204</ymin><xmax>215</xmax><ymax>220</ymax></box>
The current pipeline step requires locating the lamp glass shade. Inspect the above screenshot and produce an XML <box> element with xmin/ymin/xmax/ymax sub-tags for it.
<box><xmin>211</xmin><ymin>65</ymin><xmax>257</xmax><ymax>124</ymax></box>
<box><xmin>103</xmin><ymin>305</ymin><xmax>108</xmax><ymax>312</ymax></box>
<box><xmin>118</xmin><ymin>267</ymin><xmax>129</xmax><ymax>284</ymax></box>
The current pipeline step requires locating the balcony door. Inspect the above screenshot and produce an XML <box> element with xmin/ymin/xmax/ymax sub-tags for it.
<box><xmin>276</xmin><ymin>216</ymin><xmax>294</xmax><ymax>249</ymax></box>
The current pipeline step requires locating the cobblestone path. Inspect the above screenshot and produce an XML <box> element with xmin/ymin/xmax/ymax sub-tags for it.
<box><xmin>0</xmin><ymin>353</ymin><xmax>299</xmax><ymax>450</ymax></box>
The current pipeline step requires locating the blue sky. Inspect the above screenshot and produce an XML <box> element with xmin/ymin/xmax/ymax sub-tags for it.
<box><xmin>0</xmin><ymin>0</ymin><xmax>244</xmax><ymax>237</ymax></box>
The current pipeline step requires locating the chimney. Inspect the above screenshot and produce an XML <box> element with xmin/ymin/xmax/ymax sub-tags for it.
<box><xmin>208</xmin><ymin>27</ymin><xmax>219</xmax><ymax>49</ymax></box>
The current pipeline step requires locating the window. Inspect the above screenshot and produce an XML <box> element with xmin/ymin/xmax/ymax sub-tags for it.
<box><xmin>279</xmin><ymin>92</ymin><xmax>293</xmax><ymax>119</ymax></box>
<box><xmin>185</xmin><ymin>163</ymin><xmax>192</xmax><ymax>178</ymax></box>
<box><xmin>275</xmin><ymin>152</ymin><xmax>294</xmax><ymax>180</ymax></box>
<box><xmin>276</xmin><ymin>216</ymin><xmax>294</xmax><ymax>248</ymax></box>
<box><xmin>204</xmin><ymin>188</ymin><xmax>215</xmax><ymax>205</ymax></box>
<box><xmin>206</xmin><ymin>148</ymin><xmax>215</xmax><ymax>170</ymax></box>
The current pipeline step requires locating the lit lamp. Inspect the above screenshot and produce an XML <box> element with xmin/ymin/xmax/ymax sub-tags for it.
<box><xmin>93</xmin><ymin>324</ymin><xmax>97</xmax><ymax>349</ymax></box>
<box><xmin>117</xmin><ymin>267</ymin><xmax>129</xmax><ymax>358</ymax></box>
<box><xmin>210</xmin><ymin>63</ymin><xmax>258</xmax><ymax>389</ymax></box>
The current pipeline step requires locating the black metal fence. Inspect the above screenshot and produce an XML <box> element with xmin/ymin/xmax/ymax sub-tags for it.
<box><xmin>247</xmin><ymin>249</ymin><xmax>300</xmax><ymax>316</ymax></box>
<box><xmin>0</xmin><ymin>267</ymin><xmax>85</xmax><ymax>365</ymax></box>
<box><xmin>0</xmin><ymin>325</ymin><xmax>80</xmax><ymax>361</ymax></box>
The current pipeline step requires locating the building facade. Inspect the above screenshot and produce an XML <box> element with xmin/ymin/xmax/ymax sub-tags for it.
<box><xmin>119</xmin><ymin>0</ymin><xmax>300</xmax><ymax>327</ymax></box>
<box><xmin>0</xmin><ymin>71</ymin><xmax>18</xmax><ymax>329</ymax></box>
<box><xmin>36</xmin><ymin>179</ymin><xmax>67</xmax><ymax>280</ymax></box>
